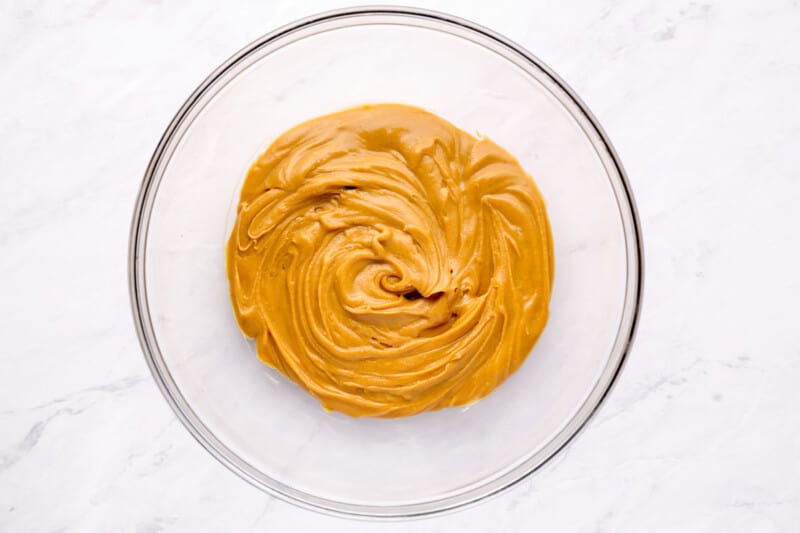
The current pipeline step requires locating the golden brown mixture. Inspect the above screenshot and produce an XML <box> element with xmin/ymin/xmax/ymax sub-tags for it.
<box><xmin>227</xmin><ymin>104</ymin><xmax>553</xmax><ymax>417</ymax></box>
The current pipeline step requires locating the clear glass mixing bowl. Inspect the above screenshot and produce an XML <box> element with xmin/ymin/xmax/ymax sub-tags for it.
<box><xmin>129</xmin><ymin>6</ymin><xmax>643</xmax><ymax>519</ymax></box>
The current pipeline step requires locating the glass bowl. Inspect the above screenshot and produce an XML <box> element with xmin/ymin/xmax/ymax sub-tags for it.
<box><xmin>129</xmin><ymin>6</ymin><xmax>643</xmax><ymax>519</ymax></box>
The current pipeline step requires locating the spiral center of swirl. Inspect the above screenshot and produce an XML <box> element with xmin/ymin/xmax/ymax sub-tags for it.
<box><xmin>227</xmin><ymin>104</ymin><xmax>553</xmax><ymax>418</ymax></box>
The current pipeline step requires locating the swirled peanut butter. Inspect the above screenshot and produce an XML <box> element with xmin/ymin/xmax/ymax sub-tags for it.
<box><xmin>227</xmin><ymin>104</ymin><xmax>553</xmax><ymax>418</ymax></box>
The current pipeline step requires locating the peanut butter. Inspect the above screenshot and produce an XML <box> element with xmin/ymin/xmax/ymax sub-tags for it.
<box><xmin>227</xmin><ymin>104</ymin><xmax>553</xmax><ymax>417</ymax></box>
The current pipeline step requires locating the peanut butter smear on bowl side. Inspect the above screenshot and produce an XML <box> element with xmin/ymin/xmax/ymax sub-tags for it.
<box><xmin>227</xmin><ymin>104</ymin><xmax>553</xmax><ymax>418</ymax></box>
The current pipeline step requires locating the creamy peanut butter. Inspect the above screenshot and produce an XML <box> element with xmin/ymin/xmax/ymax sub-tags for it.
<box><xmin>227</xmin><ymin>104</ymin><xmax>553</xmax><ymax>417</ymax></box>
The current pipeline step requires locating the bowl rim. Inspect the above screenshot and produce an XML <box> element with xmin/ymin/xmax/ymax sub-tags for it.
<box><xmin>129</xmin><ymin>5</ymin><xmax>644</xmax><ymax>519</ymax></box>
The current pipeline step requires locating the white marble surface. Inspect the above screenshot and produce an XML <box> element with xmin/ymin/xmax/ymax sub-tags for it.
<box><xmin>1</xmin><ymin>0</ymin><xmax>799</xmax><ymax>531</ymax></box>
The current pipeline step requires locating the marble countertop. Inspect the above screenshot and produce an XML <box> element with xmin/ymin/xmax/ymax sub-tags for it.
<box><xmin>2</xmin><ymin>1</ymin><xmax>799</xmax><ymax>531</ymax></box>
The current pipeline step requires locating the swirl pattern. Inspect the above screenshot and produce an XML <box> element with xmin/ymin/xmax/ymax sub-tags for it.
<box><xmin>227</xmin><ymin>104</ymin><xmax>553</xmax><ymax>417</ymax></box>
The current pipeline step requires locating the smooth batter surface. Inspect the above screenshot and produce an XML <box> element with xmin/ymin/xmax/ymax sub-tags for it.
<box><xmin>227</xmin><ymin>104</ymin><xmax>553</xmax><ymax>418</ymax></box>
